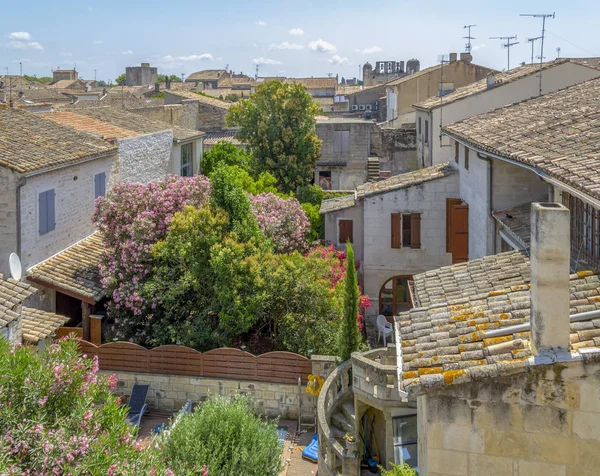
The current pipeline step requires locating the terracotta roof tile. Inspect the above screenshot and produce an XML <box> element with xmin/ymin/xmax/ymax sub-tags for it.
<box><xmin>443</xmin><ymin>77</ymin><xmax>600</xmax><ymax>202</ymax></box>
<box><xmin>165</xmin><ymin>90</ymin><xmax>231</xmax><ymax>109</ymax></box>
<box><xmin>186</xmin><ymin>70</ymin><xmax>228</xmax><ymax>82</ymax></box>
<box><xmin>41</xmin><ymin>111</ymin><xmax>138</xmax><ymax>139</ymax></box>
<box><xmin>0</xmin><ymin>108</ymin><xmax>117</xmax><ymax>174</ymax></box>
<box><xmin>21</xmin><ymin>308</ymin><xmax>69</xmax><ymax>343</ymax></box>
<box><xmin>27</xmin><ymin>233</ymin><xmax>105</xmax><ymax>303</ymax></box>
<box><xmin>319</xmin><ymin>194</ymin><xmax>356</xmax><ymax>214</ymax></box>
<box><xmin>0</xmin><ymin>275</ymin><xmax>36</xmax><ymax>327</ymax></box>
<box><xmin>203</xmin><ymin>131</ymin><xmax>241</xmax><ymax>146</ymax></box>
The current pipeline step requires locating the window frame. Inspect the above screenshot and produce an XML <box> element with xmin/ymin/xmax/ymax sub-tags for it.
<box><xmin>464</xmin><ymin>145</ymin><xmax>469</xmax><ymax>170</ymax></box>
<box><xmin>391</xmin><ymin>213</ymin><xmax>421</xmax><ymax>249</ymax></box>
<box><xmin>455</xmin><ymin>141</ymin><xmax>459</xmax><ymax>163</ymax></box>
<box><xmin>392</xmin><ymin>414</ymin><xmax>418</xmax><ymax>469</ymax></box>
<box><xmin>94</xmin><ymin>172</ymin><xmax>106</xmax><ymax>200</ymax></box>
<box><xmin>180</xmin><ymin>142</ymin><xmax>194</xmax><ymax>177</ymax></box>
<box><xmin>333</xmin><ymin>130</ymin><xmax>350</xmax><ymax>153</ymax></box>
<box><xmin>38</xmin><ymin>188</ymin><xmax>56</xmax><ymax>236</ymax></box>
<box><xmin>338</xmin><ymin>218</ymin><xmax>353</xmax><ymax>245</ymax></box>
<box><xmin>424</xmin><ymin>120</ymin><xmax>429</xmax><ymax>145</ymax></box>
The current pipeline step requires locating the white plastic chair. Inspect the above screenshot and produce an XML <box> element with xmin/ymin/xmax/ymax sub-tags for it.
<box><xmin>377</xmin><ymin>314</ymin><xmax>394</xmax><ymax>346</ymax></box>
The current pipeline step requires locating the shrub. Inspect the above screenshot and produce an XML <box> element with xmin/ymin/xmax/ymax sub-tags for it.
<box><xmin>379</xmin><ymin>462</ymin><xmax>419</xmax><ymax>476</ymax></box>
<box><xmin>301</xmin><ymin>201</ymin><xmax>324</xmax><ymax>242</ymax></box>
<box><xmin>338</xmin><ymin>242</ymin><xmax>362</xmax><ymax>361</ymax></box>
<box><xmin>163</xmin><ymin>395</ymin><xmax>281</xmax><ymax>476</ymax></box>
<box><xmin>0</xmin><ymin>338</ymin><xmax>167</xmax><ymax>475</ymax></box>
<box><xmin>201</xmin><ymin>142</ymin><xmax>253</xmax><ymax>176</ymax></box>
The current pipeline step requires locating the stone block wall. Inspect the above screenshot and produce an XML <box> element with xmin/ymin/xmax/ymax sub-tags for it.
<box><xmin>0</xmin><ymin>168</ymin><xmax>19</xmax><ymax>276</ymax></box>
<box><xmin>371</xmin><ymin>125</ymin><xmax>418</xmax><ymax>176</ymax></box>
<box><xmin>105</xmin><ymin>355</ymin><xmax>337</xmax><ymax>419</ymax></box>
<box><xmin>418</xmin><ymin>358</ymin><xmax>600</xmax><ymax>476</ymax></box>
<box><xmin>115</xmin><ymin>132</ymin><xmax>172</xmax><ymax>184</ymax></box>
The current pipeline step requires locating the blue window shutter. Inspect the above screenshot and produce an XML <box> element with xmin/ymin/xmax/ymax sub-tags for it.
<box><xmin>39</xmin><ymin>191</ymin><xmax>47</xmax><ymax>235</ymax></box>
<box><xmin>100</xmin><ymin>172</ymin><xmax>106</xmax><ymax>196</ymax></box>
<box><xmin>94</xmin><ymin>174</ymin><xmax>99</xmax><ymax>199</ymax></box>
<box><xmin>94</xmin><ymin>172</ymin><xmax>106</xmax><ymax>199</ymax></box>
<box><xmin>47</xmin><ymin>190</ymin><xmax>56</xmax><ymax>233</ymax></box>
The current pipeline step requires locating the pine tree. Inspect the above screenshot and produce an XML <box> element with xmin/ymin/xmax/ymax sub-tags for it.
<box><xmin>338</xmin><ymin>242</ymin><xmax>362</xmax><ymax>361</ymax></box>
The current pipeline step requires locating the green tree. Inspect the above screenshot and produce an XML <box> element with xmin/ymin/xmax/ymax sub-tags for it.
<box><xmin>168</xmin><ymin>74</ymin><xmax>182</xmax><ymax>83</ymax></box>
<box><xmin>338</xmin><ymin>242</ymin><xmax>362</xmax><ymax>361</ymax></box>
<box><xmin>201</xmin><ymin>142</ymin><xmax>252</xmax><ymax>176</ymax></box>
<box><xmin>225</xmin><ymin>93</ymin><xmax>240</xmax><ymax>102</ymax></box>
<box><xmin>115</xmin><ymin>73</ymin><xmax>126</xmax><ymax>85</ymax></box>
<box><xmin>226</xmin><ymin>81</ymin><xmax>322</xmax><ymax>193</ymax></box>
<box><xmin>163</xmin><ymin>395</ymin><xmax>281</xmax><ymax>476</ymax></box>
<box><xmin>301</xmin><ymin>202</ymin><xmax>324</xmax><ymax>242</ymax></box>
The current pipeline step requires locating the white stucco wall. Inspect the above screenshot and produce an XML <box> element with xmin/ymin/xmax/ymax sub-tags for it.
<box><xmin>323</xmin><ymin>201</ymin><xmax>365</xmax><ymax>265</ymax></box>
<box><xmin>19</xmin><ymin>155</ymin><xmax>116</xmax><ymax>270</ymax></box>
<box><xmin>428</xmin><ymin>62</ymin><xmax>600</xmax><ymax>166</ymax></box>
<box><xmin>362</xmin><ymin>173</ymin><xmax>459</xmax><ymax>315</ymax></box>
<box><xmin>114</xmin><ymin>131</ymin><xmax>172</xmax><ymax>184</ymax></box>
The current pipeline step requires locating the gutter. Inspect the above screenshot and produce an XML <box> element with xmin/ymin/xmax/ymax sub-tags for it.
<box><xmin>16</xmin><ymin>176</ymin><xmax>26</xmax><ymax>257</ymax></box>
<box><xmin>476</xmin><ymin>152</ymin><xmax>495</xmax><ymax>254</ymax></box>
<box><xmin>445</xmin><ymin>130</ymin><xmax>600</xmax><ymax>210</ymax></box>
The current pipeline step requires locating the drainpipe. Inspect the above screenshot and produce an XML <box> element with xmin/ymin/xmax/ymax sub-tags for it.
<box><xmin>476</xmin><ymin>152</ymin><xmax>495</xmax><ymax>254</ymax></box>
<box><xmin>16</xmin><ymin>176</ymin><xmax>26</xmax><ymax>258</ymax></box>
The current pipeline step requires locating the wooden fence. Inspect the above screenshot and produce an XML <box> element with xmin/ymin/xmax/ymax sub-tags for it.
<box><xmin>79</xmin><ymin>341</ymin><xmax>313</xmax><ymax>385</ymax></box>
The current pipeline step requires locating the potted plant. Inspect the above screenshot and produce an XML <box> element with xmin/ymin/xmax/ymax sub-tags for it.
<box><xmin>344</xmin><ymin>432</ymin><xmax>358</xmax><ymax>454</ymax></box>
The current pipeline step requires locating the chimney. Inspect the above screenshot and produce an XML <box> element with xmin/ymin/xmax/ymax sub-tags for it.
<box><xmin>449</xmin><ymin>53</ymin><xmax>457</xmax><ymax>63</ymax></box>
<box><xmin>486</xmin><ymin>72</ymin><xmax>496</xmax><ymax>89</ymax></box>
<box><xmin>154</xmin><ymin>82</ymin><xmax>160</xmax><ymax>94</ymax></box>
<box><xmin>530</xmin><ymin>202</ymin><xmax>571</xmax><ymax>354</ymax></box>
<box><xmin>460</xmin><ymin>52</ymin><xmax>473</xmax><ymax>63</ymax></box>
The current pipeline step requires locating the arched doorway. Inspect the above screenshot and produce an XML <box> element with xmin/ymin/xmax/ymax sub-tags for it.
<box><xmin>379</xmin><ymin>275</ymin><xmax>413</xmax><ymax>316</ymax></box>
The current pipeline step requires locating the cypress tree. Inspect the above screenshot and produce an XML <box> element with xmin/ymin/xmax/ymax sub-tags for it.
<box><xmin>338</xmin><ymin>242</ymin><xmax>362</xmax><ymax>361</ymax></box>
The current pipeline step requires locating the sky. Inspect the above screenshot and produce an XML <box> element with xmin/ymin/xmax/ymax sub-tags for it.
<box><xmin>2</xmin><ymin>0</ymin><xmax>600</xmax><ymax>83</ymax></box>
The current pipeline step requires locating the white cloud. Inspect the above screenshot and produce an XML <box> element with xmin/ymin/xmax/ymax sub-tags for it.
<box><xmin>253</xmin><ymin>57</ymin><xmax>283</xmax><ymax>65</ymax></box>
<box><xmin>289</xmin><ymin>28</ymin><xmax>304</xmax><ymax>36</ymax></box>
<box><xmin>472</xmin><ymin>43</ymin><xmax>487</xmax><ymax>52</ymax></box>
<box><xmin>357</xmin><ymin>46</ymin><xmax>382</xmax><ymax>55</ymax></box>
<box><xmin>59</xmin><ymin>51</ymin><xmax>73</xmax><ymax>57</ymax></box>
<box><xmin>308</xmin><ymin>39</ymin><xmax>336</xmax><ymax>54</ymax></box>
<box><xmin>163</xmin><ymin>54</ymin><xmax>213</xmax><ymax>61</ymax></box>
<box><xmin>8</xmin><ymin>32</ymin><xmax>31</xmax><ymax>40</ymax></box>
<box><xmin>329</xmin><ymin>55</ymin><xmax>349</xmax><ymax>65</ymax></box>
<box><xmin>6</xmin><ymin>40</ymin><xmax>43</xmax><ymax>50</ymax></box>
<box><xmin>121</xmin><ymin>50</ymin><xmax>134</xmax><ymax>55</ymax></box>
<box><xmin>93</xmin><ymin>40</ymin><xmax>103</xmax><ymax>44</ymax></box>
<box><xmin>257</xmin><ymin>20</ymin><xmax>267</xmax><ymax>26</ymax></box>
<box><xmin>269</xmin><ymin>41</ymin><xmax>303</xmax><ymax>51</ymax></box>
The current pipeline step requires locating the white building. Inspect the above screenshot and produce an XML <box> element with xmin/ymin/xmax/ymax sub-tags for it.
<box><xmin>414</xmin><ymin>59</ymin><xmax>600</xmax><ymax>168</ymax></box>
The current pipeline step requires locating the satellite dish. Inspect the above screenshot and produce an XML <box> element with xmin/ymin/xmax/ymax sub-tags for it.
<box><xmin>9</xmin><ymin>253</ymin><xmax>22</xmax><ymax>281</ymax></box>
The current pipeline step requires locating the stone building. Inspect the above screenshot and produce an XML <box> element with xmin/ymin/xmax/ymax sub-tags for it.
<box><xmin>163</xmin><ymin>90</ymin><xmax>231</xmax><ymax>132</ymax></box>
<box><xmin>125</xmin><ymin>63</ymin><xmax>158</xmax><ymax>86</ymax></box>
<box><xmin>185</xmin><ymin>69</ymin><xmax>231</xmax><ymax>89</ymax></box>
<box><xmin>363</xmin><ymin>60</ymin><xmax>411</xmax><ymax>87</ymax></box>
<box><xmin>52</xmin><ymin>69</ymin><xmax>78</xmax><ymax>83</ymax></box>
<box><xmin>414</xmin><ymin>59</ymin><xmax>600</xmax><ymax>168</ymax></box>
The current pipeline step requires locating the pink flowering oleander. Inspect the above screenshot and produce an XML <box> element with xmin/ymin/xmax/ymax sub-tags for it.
<box><xmin>250</xmin><ymin>193</ymin><xmax>310</xmax><ymax>254</ymax></box>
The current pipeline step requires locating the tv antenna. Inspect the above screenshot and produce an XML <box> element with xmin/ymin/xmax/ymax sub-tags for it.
<box><xmin>556</xmin><ymin>46</ymin><xmax>561</xmax><ymax>59</ymax></box>
<box><xmin>327</xmin><ymin>72</ymin><xmax>333</xmax><ymax>78</ymax></box>
<box><xmin>527</xmin><ymin>37</ymin><xmax>542</xmax><ymax>64</ymax></box>
<box><xmin>437</xmin><ymin>54</ymin><xmax>450</xmax><ymax>153</ymax></box>
<box><xmin>255</xmin><ymin>64</ymin><xmax>259</xmax><ymax>79</ymax></box>
<box><xmin>520</xmin><ymin>12</ymin><xmax>555</xmax><ymax>95</ymax></box>
<box><xmin>463</xmin><ymin>24</ymin><xmax>476</xmax><ymax>53</ymax></box>
<box><xmin>490</xmin><ymin>35</ymin><xmax>519</xmax><ymax>70</ymax></box>
<box><xmin>181</xmin><ymin>73</ymin><xmax>185</xmax><ymax>82</ymax></box>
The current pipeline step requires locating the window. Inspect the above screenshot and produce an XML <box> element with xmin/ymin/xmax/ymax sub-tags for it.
<box><xmin>38</xmin><ymin>189</ymin><xmax>56</xmax><ymax>236</ymax></box>
<box><xmin>180</xmin><ymin>143</ymin><xmax>193</xmax><ymax>177</ymax></box>
<box><xmin>424</xmin><ymin>120</ymin><xmax>429</xmax><ymax>145</ymax></box>
<box><xmin>417</xmin><ymin>117</ymin><xmax>422</xmax><ymax>137</ymax></box>
<box><xmin>379</xmin><ymin>276</ymin><xmax>412</xmax><ymax>315</ymax></box>
<box><xmin>333</xmin><ymin>130</ymin><xmax>350</xmax><ymax>153</ymax></box>
<box><xmin>455</xmin><ymin>141</ymin><xmax>459</xmax><ymax>163</ymax></box>
<box><xmin>563</xmin><ymin>192</ymin><xmax>600</xmax><ymax>270</ymax></box>
<box><xmin>318</xmin><ymin>171</ymin><xmax>332</xmax><ymax>190</ymax></box>
<box><xmin>94</xmin><ymin>172</ymin><xmax>106</xmax><ymax>200</ymax></box>
<box><xmin>393</xmin><ymin>415</ymin><xmax>418</xmax><ymax>469</ymax></box>
<box><xmin>464</xmin><ymin>146</ymin><xmax>469</xmax><ymax>170</ymax></box>
<box><xmin>387</xmin><ymin>62</ymin><xmax>392</xmax><ymax>73</ymax></box>
<box><xmin>391</xmin><ymin>213</ymin><xmax>421</xmax><ymax>249</ymax></box>
<box><xmin>379</xmin><ymin>63</ymin><xmax>385</xmax><ymax>73</ymax></box>
<box><xmin>338</xmin><ymin>219</ymin><xmax>353</xmax><ymax>244</ymax></box>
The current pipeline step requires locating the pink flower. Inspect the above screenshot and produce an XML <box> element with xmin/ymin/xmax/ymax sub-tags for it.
<box><xmin>38</xmin><ymin>396</ymin><xmax>48</xmax><ymax>406</ymax></box>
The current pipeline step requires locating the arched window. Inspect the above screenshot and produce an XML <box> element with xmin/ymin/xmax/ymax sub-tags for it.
<box><xmin>379</xmin><ymin>275</ymin><xmax>413</xmax><ymax>316</ymax></box>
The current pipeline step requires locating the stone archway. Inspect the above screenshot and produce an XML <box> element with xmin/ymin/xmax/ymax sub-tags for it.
<box><xmin>378</xmin><ymin>275</ymin><xmax>413</xmax><ymax>317</ymax></box>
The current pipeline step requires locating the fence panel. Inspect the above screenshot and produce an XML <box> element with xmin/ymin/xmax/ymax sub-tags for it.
<box><xmin>257</xmin><ymin>352</ymin><xmax>313</xmax><ymax>385</ymax></box>
<box><xmin>98</xmin><ymin>342</ymin><xmax>149</xmax><ymax>373</ymax></box>
<box><xmin>202</xmin><ymin>348</ymin><xmax>257</xmax><ymax>380</ymax></box>
<box><xmin>149</xmin><ymin>345</ymin><xmax>203</xmax><ymax>376</ymax></box>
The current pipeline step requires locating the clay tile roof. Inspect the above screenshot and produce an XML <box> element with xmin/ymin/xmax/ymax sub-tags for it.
<box><xmin>21</xmin><ymin>308</ymin><xmax>69</xmax><ymax>343</ymax></box>
<box><xmin>443</xmin><ymin>77</ymin><xmax>600</xmax><ymax>201</ymax></box>
<box><xmin>413</xmin><ymin>60</ymin><xmax>591</xmax><ymax>110</ymax></box>
<box><xmin>165</xmin><ymin>90</ymin><xmax>231</xmax><ymax>109</ymax></box>
<box><xmin>0</xmin><ymin>108</ymin><xmax>117</xmax><ymax>174</ymax></box>
<box><xmin>285</xmin><ymin>77</ymin><xmax>337</xmax><ymax>89</ymax></box>
<box><xmin>0</xmin><ymin>275</ymin><xmax>36</xmax><ymax>327</ymax></box>
<box><xmin>492</xmin><ymin>202</ymin><xmax>532</xmax><ymax>248</ymax></box>
<box><xmin>27</xmin><ymin>233</ymin><xmax>106</xmax><ymax>304</ymax></box>
<box><xmin>41</xmin><ymin>111</ymin><xmax>138</xmax><ymax>139</ymax></box>
<box><xmin>396</xmin><ymin>250</ymin><xmax>600</xmax><ymax>392</ymax></box>
<box><xmin>72</xmin><ymin>107</ymin><xmax>204</xmax><ymax>142</ymax></box>
<box><xmin>185</xmin><ymin>69</ymin><xmax>227</xmax><ymax>82</ymax></box>
<box><xmin>320</xmin><ymin>194</ymin><xmax>356</xmax><ymax>214</ymax></box>
<box><xmin>203</xmin><ymin>131</ymin><xmax>242</xmax><ymax>146</ymax></box>
<box><xmin>356</xmin><ymin>162</ymin><xmax>455</xmax><ymax>198</ymax></box>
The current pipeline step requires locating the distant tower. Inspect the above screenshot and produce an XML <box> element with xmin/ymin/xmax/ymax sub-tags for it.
<box><xmin>406</xmin><ymin>59</ymin><xmax>421</xmax><ymax>74</ymax></box>
<box><xmin>362</xmin><ymin>62</ymin><xmax>373</xmax><ymax>87</ymax></box>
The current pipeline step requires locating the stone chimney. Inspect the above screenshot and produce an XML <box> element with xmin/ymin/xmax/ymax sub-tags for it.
<box><xmin>460</xmin><ymin>52</ymin><xmax>473</xmax><ymax>63</ymax></box>
<box><xmin>449</xmin><ymin>53</ymin><xmax>458</xmax><ymax>63</ymax></box>
<box><xmin>530</xmin><ymin>202</ymin><xmax>571</xmax><ymax>354</ymax></box>
<box><xmin>486</xmin><ymin>72</ymin><xmax>496</xmax><ymax>89</ymax></box>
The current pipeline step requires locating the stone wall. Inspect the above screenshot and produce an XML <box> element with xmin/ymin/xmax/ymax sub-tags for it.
<box><xmin>19</xmin><ymin>154</ymin><xmax>116</xmax><ymax>270</ymax></box>
<box><xmin>0</xmin><ymin>168</ymin><xmax>19</xmax><ymax>276</ymax></box>
<box><xmin>114</xmin><ymin>132</ymin><xmax>172</xmax><ymax>184</ymax></box>
<box><xmin>106</xmin><ymin>355</ymin><xmax>336</xmax><ymax>418</ymax></box>
<box><xmin>129</xmin><ymin>104</ymin><xmax>191</xmax><ymax>130</ymax></box>
<box><xmin>371</xmin><ymin>125</ymin><xmax>418</xmax><ymax>175</ymax></box>
<box><xmin>418</xmin><ymin>357</ymin><xmax>600</xmax><ymax>476</ymax></box>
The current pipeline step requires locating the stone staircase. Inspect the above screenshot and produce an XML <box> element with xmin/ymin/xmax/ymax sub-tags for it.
<box><xmin>330</xmin><ymin>395</ymin><xmax>356</xmax><ymax>442</ymax></box>
<box><xmin>367</xmin><ymin>156</ymin><xmax>380</xmax><ymax>182</ymax></box>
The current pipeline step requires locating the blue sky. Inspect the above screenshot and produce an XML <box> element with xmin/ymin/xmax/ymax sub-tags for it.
<box><xmin>2</xmin><ymin>0</ymin><xmax>599</xmax><ymax>83</ymax></box>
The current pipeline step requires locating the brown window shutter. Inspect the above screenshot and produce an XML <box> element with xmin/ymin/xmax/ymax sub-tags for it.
<box><xmin>391</xmin><ymin>213</ymin><xmax>401</xmax><ymax>249</ymax></box>
<box><xmin>410</xmin><ymin>213</ymin><xmax>421</xmax><ymax>249</ymax></box>
<box><xmin>451</xmin><ymin>204</ymin><xmax>469</xmax><ymax>263</ymax></box>
<box><xmin>339</xmin><ymin>219</ymin><xmax>353</xmax><ymax>243</ymax></box>
<box><xmin>455</xmin><ymin>142</ymin><xmax>459</xmax><ymax>163</ymax></box>
<box><xmin>446</xmin><ymin>198</ymin><xmax>462</xmax><ymax>252</ymax></box>
<box><xmin>464</xmin><ymin>147</ymin><xmax>469</xmax><ymax>170</ymax></box>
